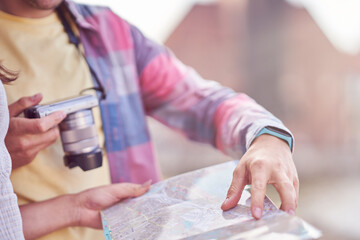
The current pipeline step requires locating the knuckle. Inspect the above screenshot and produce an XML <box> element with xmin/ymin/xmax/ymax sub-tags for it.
<box><xmin>250</xmin><ymin>159</ymin><xmax>267</xmax><ymax>171</ymax></box>
<box><xmin>226</xmin><ymin>185</ymin><xmax>238</xmax><ymax>197</ymax></box>
<box><xmin>284</xmin><ymin>181</ymin><xmax>294</xmax><ymax>191</ymax></box>
<box><xmin>274</xmin><ymin>160</ymin><xmax>284</xmax><ymax>171</ymax></box>
<box><xmin>136</xmin><ymin>186</ymin><xmax>144</xmax><ymax>194</ymax></box>
<box><xmin>252</xmin><ymin>180</ymin><xmax>266</xmax><ymax>191</ymax></box>
<box><xmin>280</xmin><ymin>181</ymin><xmax>296</xmax><ymax>199</ymax></box>
<box><xmin>35</xmin><ymin>120</ymin><xmax>47</xmax><ymax>132</ymax></box>
<box><xmin>283</xmin><ymin>164</ymin><xmax>294</xmax><ymax>177</ymax></box>
<box><xmin>232</xmin><ymin>166</ymin><xmax>241</xmax><ymax>179</ymax></box>
<box><xmin>293</xmin><ymin>177</ymin><xmax>300</xmax><ymax>187</ymax></box>
<box><xmin>272</xmin><ymin>166</ymin><xmax>291</xmax><ymax>182</ymax></box>
<box><xmin>49</xmin><ymin>128</ymin><xmax>60</xmax><ymax>141</ymax></box>
<box><xmin>18</xmin><ymin>138</ymin><xmax>30</xmax><ymax>151</ymax></box>
<box><xmin>18</xmin><ymin>97</ymin><xmax>30</xmax><ymax>109</ymax></box>
<box><xmin>132</xmin><ymin>185</ymin><xmax>143</xmax><ymax>194</ymax></box>
<box><xmin>123</xmin><ymin>183</ymin><xmax>137</xmax><ymax>193</ymax></box>
<box><xmin>49</xmin><ymin>137</ymin><xmax>57</xmax><ymax>145</ymax></box>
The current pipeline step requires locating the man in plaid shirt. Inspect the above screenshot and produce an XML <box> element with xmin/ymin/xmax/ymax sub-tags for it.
<box><xmin>0</xmin><ymin>0</ymin><xmax>298</xmax><ymax>239</ymax></box>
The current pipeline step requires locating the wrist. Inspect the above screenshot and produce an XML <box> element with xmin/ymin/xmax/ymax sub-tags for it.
<box><xmin>64</xmin><ymin>194</ymin><xmax>81</xmax><ymax>227</ymax></box>
<box><xmin>250</xmin><ymin>134</ymin><xmax>292</xmax><ymax>156</ymax></box>
<box><xmin>255</xmin><ymin>126</ymin><xmax>293</xmax><ymax>151</ymax></box>
<box><xmin>248</xmin><ymin>134</ymin><xmax>292</xmax><ymax>157</ymax></box>
<box><xmin>252</xmin><ymin>133</ymin><xmax>287</xmax><ymax>145</ymax></box>
<box><xmin>20</xmin><ymin>194</ymin><xmax>81</xmax><ymax>239</ymax></box>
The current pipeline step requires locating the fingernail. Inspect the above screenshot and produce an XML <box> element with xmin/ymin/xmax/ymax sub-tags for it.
<box><xmin>141</xmin><ymin>179</ymin><xmax>152</xmax><ymax>188</ymax></box>
<box><xmin>31</xmin><ymin>93</ymin><xmax>41</xmax><ymax>101</ymax></box>
<box><xmin>253</xmin><ymin>207</ymin><xmax>262</xmax><ymax>219</ymax></box>
<box><xmin>288</xmin><ymin>209</ymin><xmax>295</xmax><ymax>216</ymax></box>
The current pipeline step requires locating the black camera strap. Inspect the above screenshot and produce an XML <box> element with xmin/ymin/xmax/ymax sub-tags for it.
<box><xmin>56</xmin><ymin>7</ymin><xmax>107</xmax><ymax>100</ymax></box>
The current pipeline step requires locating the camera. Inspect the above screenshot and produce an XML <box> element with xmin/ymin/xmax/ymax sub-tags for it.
<box><xmin>24</xmin><ymin>95</ymin><xmax>103</xmax><ymax>171</ymax></box>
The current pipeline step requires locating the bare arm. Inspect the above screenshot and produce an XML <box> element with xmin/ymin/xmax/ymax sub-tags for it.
<box><xmin>19</xmin><ymin>182</ymin><xmax>151</xmax><ymax>240</ymax></box>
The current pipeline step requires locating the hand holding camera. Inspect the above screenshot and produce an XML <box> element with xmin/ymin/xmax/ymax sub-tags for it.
<box><xmin>6</xmin><ymin>93</ymin><xmax>103</xmax><ymax>171</ymax></box>
<box><xmin>23</xmin><ymin>94</ymin><xmax>103</xmax><ymax>171</ymax></box>
<box><xmin>5</xmin><ymin>93</ymin><xmax>66</xmax><ymax>169</ymax></box>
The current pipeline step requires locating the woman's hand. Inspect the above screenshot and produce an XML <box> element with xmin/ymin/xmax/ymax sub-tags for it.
<box><xmin>20</xmin><ymin>181</ymin><xmax>151</xmax><ymax>240</ymax></box>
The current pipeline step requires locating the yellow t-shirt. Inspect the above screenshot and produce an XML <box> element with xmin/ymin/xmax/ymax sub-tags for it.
<box><xmin>0</xmin><ymin>10</ymin><xmax>110</xmax><ymax>240</ymax></box>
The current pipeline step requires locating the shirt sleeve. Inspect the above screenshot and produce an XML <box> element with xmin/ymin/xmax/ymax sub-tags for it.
<box><xmin>0</xmin><ymin>82</ymin><xmax>25</xmax><ymax>240</ymax></box>
<box><xmin>130</xmin><ymin>25</ymin><xmax>293</xmax><ymax>158</ymax></box>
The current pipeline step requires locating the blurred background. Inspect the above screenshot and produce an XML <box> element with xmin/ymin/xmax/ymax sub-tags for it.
<box><xmin>78</xmin><ymin>0</ymin><xmax>360</xmax><ymax>239</ymax></box>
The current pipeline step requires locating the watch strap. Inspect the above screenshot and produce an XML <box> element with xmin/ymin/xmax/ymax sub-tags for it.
<box><xmin>256</xmin><ymin>126</ymin><xmax>293</xmax><ymax>150</ymax></box>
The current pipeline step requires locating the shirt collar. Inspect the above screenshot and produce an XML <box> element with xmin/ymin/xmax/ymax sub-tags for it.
<box><xmin>63</xmin><ymin>0</ymin><xmax>96</xmax><ymax>31</ymax></box>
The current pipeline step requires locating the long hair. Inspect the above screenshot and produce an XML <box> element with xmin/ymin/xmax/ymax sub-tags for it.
<box><xmin>0</xmin><ymin>63</ymin><xmax>18</xmax><ymax>84</ymax></box>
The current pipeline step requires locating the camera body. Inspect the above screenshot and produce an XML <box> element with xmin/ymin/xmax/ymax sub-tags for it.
<box><xmin>24</xmin><ymin>95</ymin><xmax>103</xmax><ymax>171</ymax></box>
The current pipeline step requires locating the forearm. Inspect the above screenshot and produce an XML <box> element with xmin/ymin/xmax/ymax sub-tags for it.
<box><xmin>19</xmin><ymin>194</ymin><xmax>77</xmax><ymax>240</ymax></box>
<box><xmin>131</xmin><ymin>21</ymin><xmax>291</xmax><ymax>155</ymax></box>
<box><xmin>213</xmin><ymin>93</ymin><xmax>293</xmax><ymax>158</ymax></box>
<box><xmin>18</xmin><ymin>182</ymin><xmax>151</xmax><ymax>239</ymax></box>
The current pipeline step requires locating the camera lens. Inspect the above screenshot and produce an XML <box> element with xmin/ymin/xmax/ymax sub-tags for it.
<box><xmin>59</xmin><ymin>109</ymin><xmax>103</xmax><ymax>171</ymax></box>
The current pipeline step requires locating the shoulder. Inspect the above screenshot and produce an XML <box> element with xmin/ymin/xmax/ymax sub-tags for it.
<box><xmin>68</xmin><ymin>1</ymin><xmax>130</xmax><ymax>30</ymax></box>
<box><xmin>72</xmin><ymin>2</ymin><xmax>111</xmax><ymax>17</ymax></box>
<box><xmin>68</xmin><ymin>1</ymin><xmax>125</xmax><ymax>23</ymax></box>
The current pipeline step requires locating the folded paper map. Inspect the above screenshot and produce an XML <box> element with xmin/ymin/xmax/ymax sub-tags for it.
<box><xmin>101</xmin><ymin>161</ymin><xmax>321</xmax><ymax>240</ymax></box>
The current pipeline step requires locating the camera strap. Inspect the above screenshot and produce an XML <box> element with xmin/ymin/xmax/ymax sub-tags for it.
<box><xmin>56</xmin><ymin>7</ymin><xmax>107</xmax><ymax>100</ymax></box>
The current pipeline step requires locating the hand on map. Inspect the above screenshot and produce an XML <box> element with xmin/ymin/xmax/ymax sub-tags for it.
<box><xmin>74</xmin><ymin>181</ymin><xmax>152</xmax><ymax>228</ymax></box>
<box><xmin>221</xmin><ymin>134</ymin><xmax>299</xmax><ymax>219</ymax></box>
<box><xmin>20</xmin><ymin>181</ymin><xmax>151</xmax><ymax>239</ymax></box>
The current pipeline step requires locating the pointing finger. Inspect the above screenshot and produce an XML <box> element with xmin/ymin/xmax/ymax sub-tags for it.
<box><xmin>221</xmin><ymin>163</ymin><xmax>247</xmax><ymax>211</ymax></box>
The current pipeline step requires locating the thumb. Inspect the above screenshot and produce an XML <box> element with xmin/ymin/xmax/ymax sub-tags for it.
<box><xmin>9</xmin><ymin>93</ymin><xmax>43</xmax><ymax>117</ymax></box>
<box><xmin>106</xmin><ymin>181</ymin><xmax>152</xmax><ymax>203</ymax></box>
<box><xmin>81</xmin><ymin>181</ymin><xmax>152</xmax><ymax>211</ymax></box>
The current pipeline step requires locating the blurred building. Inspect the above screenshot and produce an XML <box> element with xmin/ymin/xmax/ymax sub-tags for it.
<box><xmin>161</xmin><ymin>0</ymin><xmax>360</xmax><ymax>178</ymax></box>
<box><xmin>151</xmin><ymin>0</ymin><xmax>360</xmax><ymax>239</ymax></box>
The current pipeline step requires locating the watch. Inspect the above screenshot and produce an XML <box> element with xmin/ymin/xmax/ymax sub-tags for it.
<box><xmin>256</xmin><ymin>126</ymin><xmax>293</xmax><ymax>150</ymax></box>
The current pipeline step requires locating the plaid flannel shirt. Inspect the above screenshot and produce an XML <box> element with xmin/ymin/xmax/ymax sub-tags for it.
<box><xmin>65</xmin><ymin>0</ymin><xmax>293</xmax><ymax>184</ymax></box>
